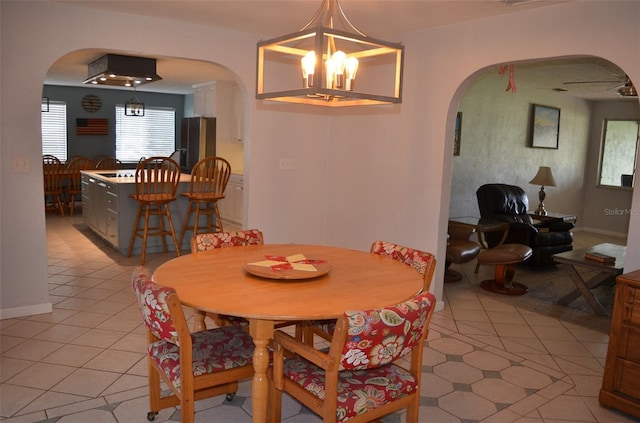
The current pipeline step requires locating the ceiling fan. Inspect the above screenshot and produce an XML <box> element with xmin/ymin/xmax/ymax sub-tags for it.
<box><xmin>563</xmin><ymin>74</ymin><xmax>637</xmax><ymax>97</ymax></box>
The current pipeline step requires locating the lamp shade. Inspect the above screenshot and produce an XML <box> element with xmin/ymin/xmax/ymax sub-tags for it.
<box><xmin>529</xmin><ymin>166</ymin><xmax>557</xmax><ymax>187</ymax></box>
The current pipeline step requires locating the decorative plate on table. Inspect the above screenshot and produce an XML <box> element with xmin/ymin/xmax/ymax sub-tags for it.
<box><xmin>244</xmin><ymin>253</ymin><xmax>330</xmax><ymax>280</ymax></box>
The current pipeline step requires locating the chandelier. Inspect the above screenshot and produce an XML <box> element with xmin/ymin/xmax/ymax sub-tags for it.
<box><xmin>124</xmin><ymin>87</ymin><xmax>145</xmax><ymax>117</ymax></box>
<box><xmin>256</xmin><ymin>0</ymin><xmax>404</xmax><ymax>107</ymax></box>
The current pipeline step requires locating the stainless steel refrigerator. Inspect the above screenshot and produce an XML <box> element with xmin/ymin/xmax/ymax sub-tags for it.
<box><xmin>179</xmin><ymin>117</ymin><xmax>216</xmax><ymax>173</ymax></box>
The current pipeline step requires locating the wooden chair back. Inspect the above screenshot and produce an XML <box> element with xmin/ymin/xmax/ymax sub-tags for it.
<box><xmin>42</xmin><ymin>154</ymin><xmax>62</xmax><ymax>164</ymax></box>
<box><xmin>133</xmin><ymin>156</ymin><xmax>181</xmax><ymax>199</ymax></box>
<box><xmin>95</xmin><ymin>157</ymin><xmax>122</xmax><ymax>170</ymax></box>
<box><xmin>271</xmin><ymin>291</ymin><xmax>437</xmax><ymax>423</ymax></box>
<box><xmin>188</xmin><ymin>156</ymin><xmax>231</xmax><ymax>198</ymax></box>
<box><xmin>43</xmin><ymin>157</ymin><xmax>66</xmax><ymax>215</ymax></box>
<box><xmin>370</xmin><ymin>240</ymin><xmax>437</xmax><ymax>292</ymax></box>
<box><xmin>66</xmin><ymin>156</ymin><xmax>95</xmax><ymax>189</ymax></box>
<box><xmin>189</xmin><ymin>229</ymin><xmax>265</xmax><ymax>329</ymax></box>
<box><xmin>190</xmin><ymin>229</ymin><xmax>264</xmax><ymax>253</ymax></box>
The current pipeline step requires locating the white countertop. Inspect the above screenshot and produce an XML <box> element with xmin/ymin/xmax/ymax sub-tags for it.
<box><xmin>81</xmin><ymin>170</ymin><xmax>191</xmax><ymax>184</ymax></box>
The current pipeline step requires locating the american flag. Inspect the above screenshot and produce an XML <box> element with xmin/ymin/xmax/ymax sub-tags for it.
<box><xmin>76</xmin><ymin>118</ymin><xmax>108</xmax><ymax>135</ymax></box>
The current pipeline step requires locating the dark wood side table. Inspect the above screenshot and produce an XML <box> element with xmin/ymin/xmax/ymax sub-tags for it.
<box><xmin>552</xmin><ymin>243</ymin><xmax>625</xmax><ymax>315</ymax></box>
<box><xmin>529</xmin><ymin>211</ymin><xmax>577</xmax><ymax>228</ymax></box>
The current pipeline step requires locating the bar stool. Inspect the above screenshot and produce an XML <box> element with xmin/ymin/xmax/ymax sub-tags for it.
<box><xmin>127</xmin><ymin>157</ymin><xmax>182</xmax><ymax>265</ymax></box>
<box><xmin>43</xmin><ymin>155</ymin><xmax>66</xmax><ymax>216</ymax></box>
<box><xmin>178</xmin><ymin>157</ymin><xmax>231</xmax><ymax>247</ymax></box>
<box><xmin>65</xmin><ymin>156</ymin><xmax>95</xmax><ymax>216</ymax></box>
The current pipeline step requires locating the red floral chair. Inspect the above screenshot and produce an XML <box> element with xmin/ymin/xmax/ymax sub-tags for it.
<box><xmin>270</xmin><ymin>291</ymin><xmax>437</xmax><ymax>423</ymax></box>
<box><xmin>304</xmin><ymin>241</ymin><xmax>436</xmax><ymax>345</ymax></box>
<box><xmin>131</xmin><ymin>267</ymin><xmax>254</xmax><ymax>423</ymax></box>
<box><xmin>189</xmin><ymin>229</ymin><xmax>295</xmax><ymax>334</ymax></box>
<box><xmin>370</xmin><ymin>240</ymin><xmax>437</xmax><ymax>292</ymax></box>
<box><xmin>190</xmin><ymin>228</ymin><xmax>264</xmax><ymax>253</ymax></box>
<box><xmin>189</xmin><ymin>229</ymin><xmax>264</xmax><ymax>329</ymax></box>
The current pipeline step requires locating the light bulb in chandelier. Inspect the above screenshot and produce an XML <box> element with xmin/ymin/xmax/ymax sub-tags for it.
<box><xmin>332</xmin><ymin>51</ymin><xmax>347</xmax><ymax>88</ymax></box>
<box><xmin>301</xmin><ymin>51</ymin><xmax>316</xmax><ymax>88</ymax></box>
<box><xmin>325</xmin><ymin>57</ymin><xmax>336</xmax><ymax>89</ymax></box>
<box><xmin>345</xmin><ymin>57</ymin><xmax>359</xmax><ymax>91</ymax></box>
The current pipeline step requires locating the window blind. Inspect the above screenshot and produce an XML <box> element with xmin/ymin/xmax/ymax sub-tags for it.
<box><xmin>41</xmin><ymin>101</ymin><xmax>68</xmax><ymax>161</ymax></box>
<box><xmin>115</xmin><ymin>105</ymin><xmax>176</xmax><ymax>162</ymax></box>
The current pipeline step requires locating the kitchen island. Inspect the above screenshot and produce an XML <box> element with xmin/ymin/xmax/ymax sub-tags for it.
<box><xmin>81</xmin><ymin>170</ymin><xmax>193</xmax><ymax>256</ymax></box>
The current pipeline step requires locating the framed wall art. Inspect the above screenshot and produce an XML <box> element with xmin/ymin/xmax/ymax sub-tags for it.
<box><xmin>529</xmin><ymin>104</ymin><xmax>560</xmax><ymax>149</ymax></box>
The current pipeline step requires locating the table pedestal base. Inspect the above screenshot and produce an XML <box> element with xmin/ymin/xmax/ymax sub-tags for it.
<box><xmin>480</xmin><ymin>263</ymin><xmax>528</xmax><ymax>296</ymax></box>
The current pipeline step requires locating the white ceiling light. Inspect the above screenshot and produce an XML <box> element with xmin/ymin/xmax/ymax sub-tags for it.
<box><xmin>83</xmin><ymin>54</ymin><xmax>162</xmax><ymax>87</ymax></box>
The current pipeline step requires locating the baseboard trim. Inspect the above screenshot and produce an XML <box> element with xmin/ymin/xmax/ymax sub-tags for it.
<box><xmin>575</xmin><ymin>226</ymin><xmax>628</xmax><ymax>239</ymax></box>
<box><xmin>0</xmin><ymin>302</ymin><xmax>53</xmax><ymax>320</ymax></box>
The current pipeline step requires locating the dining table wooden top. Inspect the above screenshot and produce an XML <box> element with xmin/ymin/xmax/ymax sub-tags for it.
<box><xmin>152</xmin><ymin>243</ymin><xmax>425</xmax><ymax>423</ymax></box>
<box><xmin>152</xmin><ymin>243</ymin><xmax>424</xmax><ymax>321</ymax></box>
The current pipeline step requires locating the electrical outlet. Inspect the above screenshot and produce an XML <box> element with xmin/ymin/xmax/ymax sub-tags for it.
<box><xmin>279</xmin><ymin>158</ymin><xmax>294</xmax><ymax>170</ymax></box>
<box><xmin>12</xmin><ymin>155</ymin><xmax>30</xmax><ymax>173</ymax></box>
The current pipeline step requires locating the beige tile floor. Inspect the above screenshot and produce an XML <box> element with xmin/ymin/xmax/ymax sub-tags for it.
<box><xmin>1</xmin><ymin>215</ymin><xmax>639</xmax><ymax>422</ymax></box>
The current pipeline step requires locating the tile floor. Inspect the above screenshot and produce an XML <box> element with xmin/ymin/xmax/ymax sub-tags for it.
<box><xmin>1</xmin><ymin>215</ymin><xmax>639</xmax><ymax>422</ymax></box>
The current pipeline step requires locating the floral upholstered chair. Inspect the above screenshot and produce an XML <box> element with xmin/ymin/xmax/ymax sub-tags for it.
<box><xmin>131</xmin><ymin>267</ymin><xmax>254</xmax><ymax>423</ymax></box>
<box><xmin>370</xmin><ymin>240</ymin><xmax>437</xmax><ymax>292</ymax></box>
<box><xmin>270</xmin><ymin>291</ymin><xmax>437</xmax><ymax>423</ymax></box>
<box><xmin>188</xmin><ymin>229</ymin><xmax>295</xmax><ymax>334</ymax></box>
<box><xmin>189</xmin><ymin>229</ymin><xmax>264</xmax><ymax>329</ymax></box>
<box><xmin>304</xmin><ymin>240</ymin><xmax>436</xmax><ymax>345</ymax></box>
<box><xmin>190</xmin><ymin>228</ymin><xmax>264</xmax><ymax>253</ymax></box>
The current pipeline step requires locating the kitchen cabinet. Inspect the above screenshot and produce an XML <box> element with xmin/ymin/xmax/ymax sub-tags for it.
<box><xmin>193</xmin><ymin>81</ymin><xmax>243</xmax><ymax>143</ymax></box>
<box><xmin>81</xmin><ymin>171</ymin><xmax>192</xmax><ymax>256</ymax></box>
<box><xmin>218</xmin><ymin>174</ymin><xmax>243</xmax><ymax>226</ymax></box>
<box><xmin>600</xmin><ymin>269</ymin><xmax>640</xmax><ymax>418</ymax></box>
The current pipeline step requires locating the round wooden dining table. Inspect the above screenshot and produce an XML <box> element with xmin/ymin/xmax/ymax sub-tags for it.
<box><xmin>152</xmin><ymin>243</ymin><xmax>424</xmax><ymax>423</ymax></box>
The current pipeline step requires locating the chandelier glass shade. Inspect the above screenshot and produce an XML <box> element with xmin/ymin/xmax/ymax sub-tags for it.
<box><xmin>256</xmin><ymin>0</ymin><xmax>404</xmax><ymax>107</ymax></box>
<box><xmin>124</xmin><ymin>88</ymin><xmax>145</xmax><ymax>117</ymax></box>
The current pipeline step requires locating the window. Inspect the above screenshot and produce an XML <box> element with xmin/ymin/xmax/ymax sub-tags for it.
<box><xmin>115</xmin><ymin>105</ymin><xmax>176</xmax><ymax>162</ymax></box>
<box><xmin>41</xmin><ymin>101</ymin><xmax>68</xmax><ymax>161</ymax></box>
<box><xmin>599</xmin><ymin>119</ymin><xmax>639</xmax><ymax>188</ymax></box>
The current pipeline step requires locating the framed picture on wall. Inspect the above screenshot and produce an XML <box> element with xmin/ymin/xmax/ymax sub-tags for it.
<box><xmin>529</xmin><ymin>104</ymin><xmax>560</xmax><ymax>149</ymax></box>
<box><xmin>453</xmin><ymin>112</ymin><xmax>462</xmax><ymax>156</ymax></box>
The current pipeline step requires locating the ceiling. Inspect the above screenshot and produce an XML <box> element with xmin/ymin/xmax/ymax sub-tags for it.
<box><xmin>44</xmin><ymin>0</ymin><xmax>634</xmax><ymax>100</ymax></box>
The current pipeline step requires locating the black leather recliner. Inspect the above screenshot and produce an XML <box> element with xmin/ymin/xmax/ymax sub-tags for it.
<box><xmin>476</xmin><ymin>183</ymin><xmax>574</xmax><ymax>268</ymax></box>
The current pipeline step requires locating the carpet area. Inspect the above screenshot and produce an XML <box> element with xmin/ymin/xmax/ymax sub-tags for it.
<box><xmin>481</xmin><ymin>265</ymin><xmax>615</xmax><ymax>333</ymax></box>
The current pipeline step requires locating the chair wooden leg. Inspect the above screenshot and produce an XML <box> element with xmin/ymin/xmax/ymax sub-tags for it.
<box><xmin>164</xmin><ymin>205</ymin><xmax>181</xmax><ymax>256</ymax></box>
<box><xmin>141</xmin><ymin>205</ymin><xmax>152</xmax><ymax>265</ymax></box>
<box><xmin>405</xmin><ymin>395</ymin><xmax>420</xmax><ymax>422</ymax></box>
<box><xmin>213</xmin><ymin>201</ymin><xmax>223</xmax><ymax>232</ymax></box>
<box><xmin>57</xmin><ymin>194</ymin><xmax>65</xmax><ymax>216</ymax></box>
<box><xmin>178</xmin><ymin>201</ymin><xmax>194</xmax><ymax>248</ymax></box>
<box><xmin>193</xmin><ymin>201</ymin><xmax>202</xmax><ymax>235</ymax></box>
<box><xmin>205</xmin><ymin>203</ymin><xmax>214</xmax><ymax>232</ymax></box>
<box><xmin>148</xmin><ymin>359</ymin><xmax>162</xmax><ymax>414</ymax></box>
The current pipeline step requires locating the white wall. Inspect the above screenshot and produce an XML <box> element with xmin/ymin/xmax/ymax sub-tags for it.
<box><xmin>450</xmin><ymin>70</ymin><xmax>591</xmax><ymax>221</ymax></box>
<box><xmin>1</xmin><ymin>1</ymin><xmax>639</xmax><ymax>318</ymax></box>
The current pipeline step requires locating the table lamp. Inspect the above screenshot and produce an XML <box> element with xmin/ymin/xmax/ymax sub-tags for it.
<box><xmin>529</xmin><ymin>166</ymin><xmax>557</xmax><ymax>216</ymax></box>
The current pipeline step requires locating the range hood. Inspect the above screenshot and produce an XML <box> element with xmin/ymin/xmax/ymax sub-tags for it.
<box><xmin>83</xmin><ymin>54</ymin><xmax>162</xmax><ymax>87</ymax></box>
